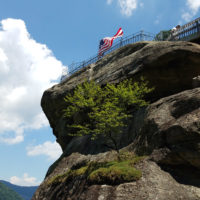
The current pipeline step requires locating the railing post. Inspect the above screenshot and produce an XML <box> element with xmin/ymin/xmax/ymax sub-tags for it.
<box><xmin>120</xmin><ymin>37</ymin><xmax>123</xmax><ymax>47</ymax></box>
<box><xmin>141</xmin><ymin>30</ymin><xmax>144</xmax><ymax>41</ymax></box>
<box><xmin>196</xmin><ymin>21</ymin><xmax>200</xmax><ymax>33</ymax></box>
<box><xmin>60</xmin><ymin>67</ymin><xmax>68</xmax><ymax>82</ymax></box>
<box><xmin>82</xmin><ymin>61</ymin><xmax>85</xmax><ymax>68</ymax></box>
<box><xmin>70</xmin><ymin>62</ymin><xmax>75</xmax><ymax>73</ymax></box>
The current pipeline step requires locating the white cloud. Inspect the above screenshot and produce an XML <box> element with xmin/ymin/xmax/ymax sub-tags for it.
<box><xmin>154</xmin><ymin>19</ymin><xmax>160</xmax><ymax>25</ymax></box>
<box><xmin>182</xmin><ymin>0</ymin><xmax>200</xmax><ymax>21</ymax></box>
<box><xmin>139</xmin><ymin>2</ymin><xmax>144</xmax><ymax>8</ymax></box>
<box><xmin>27</xmin><ymin>141</ymin><xmax>62</xmax><ymax>161</ymax></box>
<box><xmin>182</xmin><ymin>12</ymin><xmax>193</xmax><ymax>22</ymax></box>
<box><xmin>187</xmin><ymin>0</ymin><xmax>200</xmax><ymax>13</ymax></box>
<box><xmin>106</xmin><ymin>0</ymin><xmax>138</xmax><ymax>17</ymax></box>
<box><xmin>0</xmin><ymin>18</ymin><xmax>67</xmax><ymax>144</ymax></box>
<box><xmin>154</xmin><ymin>15</ymin><xmax>161</xmax><ymax>25</ymax></box>
<box><xmin>107</xmin><ymin>0</ymin><xmax>113</xmax><ymax>4</ymax></box>
<box><xmin>10</xmin><ymin>173</ymin><xmax>40</xmax><ymax>186</ymax></box>
<box><xmin>118</xmin><ymin>0</ymin><xmax>138</xmax><ymax>16</ymax></box>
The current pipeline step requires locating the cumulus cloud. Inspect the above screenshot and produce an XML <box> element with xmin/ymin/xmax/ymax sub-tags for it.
<box><xmin>10</xmin><ymin>173</ymin><xmax>40</xmax><ymax>186</ymax></box>
<box><xmin>0</xmin><ymin>18</ymin><xmax>67</xmax><ymax>144</ymax></box>
<box><xmin>107</xmin><ymin>0</ymin><xmax>113</xmax><ymax>4</ymax></box>
<box><xmin>106</xmin><ymin>0</ymin><xmax>138</xmax><ymax>17</ymax></box>
<box><xmin>182</xmin><ymin>0</ymin><xmax>200</xmax><ymax>21</ymax></box>
<box><xmin>187</xmin><ymin>0</ymin><xmax>200</xmax><ymax>14</ymax></box>
<box><xmin>27</xmin><ymin>141</ymin><xmax>62</xmax><ymax>161</ymax></box>
<box><xmin>154</xmin><ymin>15</ymin><xmax>161</xmax><ymax>25</ymax></box>
<box><xmin>118</xmin><ymin>0</ymin><xmax>138</xmax><ymax>16</ymax></box>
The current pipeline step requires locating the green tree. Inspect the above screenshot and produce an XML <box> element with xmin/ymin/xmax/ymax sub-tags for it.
<box><xmin>154</xmin><ymin>30</ymin><xmax>171</xmax><ymax>41</ymax></box>
<box><xmin>63</xmin><ymin>78</ymin><xmax>153</xmax><ymax>154</ymax></box>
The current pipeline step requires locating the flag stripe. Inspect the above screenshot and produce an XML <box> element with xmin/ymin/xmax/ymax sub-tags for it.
<box><xmin>99</xmin><ymin>38</ymin><xmax>113</xmax><ymax>54</ymax></box>
<box><xmin>114</xmin><ymin>27</ymin><xmax>123</xmax><ymax>38</ymax></box>
<box><xmin>98</xmin><ymin>28</ymin><xmax>123</xmax><ymax>56</ymax></box>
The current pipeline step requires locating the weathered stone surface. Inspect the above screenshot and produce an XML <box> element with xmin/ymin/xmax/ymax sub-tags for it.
<box><xmin>32</xmin><ymin>152</ymin><xmax>200</xmax><ymax>200</ymax></box>
<box><xmin>35</xmin><ymin>41</ymin><xmax>200</xmax><ymax>199</ymax></box>
<box><xmin>41</xmin><ymin>41</ymin><xmax>200</xmax><ymax>152</ymax></box>
<box><xmin>35</xmin><ymin>87</ymin><xmax>200</xmax><ymax>200</ymax></box>
<box><xmin>131</xmin><ymin>87</ymin><xmax>200</xmax><ymax>170</ymax></box>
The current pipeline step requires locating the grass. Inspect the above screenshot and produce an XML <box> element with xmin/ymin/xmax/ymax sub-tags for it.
<box><xmin>47</xmin><ymin>166</ymin><xmax>88</xmax><ymax>185</ymax></box>
<box><xmin>48</xmin><ymin>152</ymin><xmax>143</xmax><ymax>186</ymax></box>
<box><xmin>87</xmin><ymin>159</ymin><xmax>142</xmax><ymax>185</ymax></box>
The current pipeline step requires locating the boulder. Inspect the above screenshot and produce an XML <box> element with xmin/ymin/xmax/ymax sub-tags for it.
<box><xmin>32</xmin><ymin>152</ymin><xmax>200</xmax><ymax>200</ymax></box>
<box><xmin>35</xmin><ymin>87</ymin><xmax>200</xmax><ymax>200</ymax></box>
<box><xmin>41</xmin><ymin>41</ymin><xmax>200</xmax><ymax>152</ymax></box>
<box><xmin>33</xmin><ymin>41</ymin><xmax>200</xmax><ymax>200</ymax></box>
<box><xmin>131</xmin><ymin>87</ymin><xmax>200</xmax><ymax>170</ymax></box>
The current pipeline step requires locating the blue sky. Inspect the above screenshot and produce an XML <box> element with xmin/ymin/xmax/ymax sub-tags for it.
<box><xmin>0</xmin><ymin>0</ymin><xmax>200</xmax><ymax>186</ymax></box>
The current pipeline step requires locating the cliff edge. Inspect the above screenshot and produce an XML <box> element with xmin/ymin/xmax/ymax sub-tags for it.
<box><xmin>33</xmin><ymin>41</ymin><xmax>200</xmax><ymax>200</ymax></box>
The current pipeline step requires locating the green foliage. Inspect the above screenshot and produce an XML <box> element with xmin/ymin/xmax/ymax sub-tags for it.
<box><xmin>63</xmin><ymin>78</ymin><xmax>153</xmax><ymax>151</ymax></box>
<box><xmin>0</xmin><ymin>182</ymin><xmax>23</xmax><ymax>200</ymax></box>
<box><xmin>87</xmin><ymin>158</ymin><xmax>142</xmax><ymax>185</ymax></box>
<box><xmin>154</xmin><ymin>30</ymin><xmax>171</xmax><ymax>41</ymax></box>
<box><xmin>48</xmin><ymin>153</ymin><xmax>143</xmax><ymax>186</ymax></box>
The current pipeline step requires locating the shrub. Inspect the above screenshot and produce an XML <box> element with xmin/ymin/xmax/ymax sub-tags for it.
<box><xmin>63</xmin><ymin>77</ymin><xmax>153</xmax><ymax>153</ymax></box>
<box><xmin>48</xmin><ymin>153</ymin><xmax>144</xmax><ymax>186</ymax></box>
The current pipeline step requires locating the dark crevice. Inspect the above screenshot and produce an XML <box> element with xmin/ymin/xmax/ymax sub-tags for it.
<box><xmin>159</xmin><ymin>164</ymin><xmax>200</xmax><ymax>187</ymax></box>
<box><xmin>171</xmin><ymin>97</ymin><xmax>200</xmax><ymax>118</ymax></box>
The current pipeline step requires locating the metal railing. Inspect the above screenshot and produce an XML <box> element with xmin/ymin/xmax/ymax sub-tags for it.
<box><xmin>61</xmin><ymin>18</ymin><xmax>200</xmax><ymax>82</ymax></box>
<box><xmin>60</xmin><ymin>17</ymin><xmax>200</xmax><ymax>82</ymax></box>
<box><xmin>168</xmin><ymin>17</ymin><xmax>200</xmax><ymax>41</ymax></box>
<box><xmin>60</xmin><ymin>31</ymin><xmax>155</xmax><ymax>82</ymax></box>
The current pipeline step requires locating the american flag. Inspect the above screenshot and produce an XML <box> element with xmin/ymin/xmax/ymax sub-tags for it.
<box><xmin>98</xmin><ymin>28</ymin><xmax>123</xmax><ymax>56</ymax></box>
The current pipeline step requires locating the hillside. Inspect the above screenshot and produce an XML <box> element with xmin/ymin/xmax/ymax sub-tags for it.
<box><xmin>33</xmin><ymin>41</ymin><xmax>200</xmax><ymax>200</ymax></box>
<box><xmin>0</xmin><ymin>181</ymin><xmax>23</xmax><ymax>200</ymax></box>
<box><xmin>0</xmin><ymin>180</ymin><xmax>37</xmax><ymax>200</ymax></box>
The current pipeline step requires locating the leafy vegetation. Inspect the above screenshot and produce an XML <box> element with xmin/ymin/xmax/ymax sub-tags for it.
<box><xmin>63</xmin><ymin>78</ymin><xmax>153</xmax><ymax>153</ymax></box>
<box><xmin>87</xmin><ymin>158</ymin><xmax>142</xmax><ymax>184</ymax></box>
<box><xmin>0</xmin><ymin>182</ymin><xmax>23</xmax><ymax>200</ymax></box>
<box><xmin>154</xmin><ymin>30</ymin><xmax>171</xmax><ymax>41</ymax></box>
<box><xmin>48</xmin><ymin>152</ymin><xmax>144</xmax><ymax>185</ymax></box>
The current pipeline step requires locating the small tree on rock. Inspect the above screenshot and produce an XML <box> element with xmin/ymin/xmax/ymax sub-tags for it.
<box><xmin>63</xmin><ymin>78</ymin><xmax>153</xmax><ymax>155</ymax></box>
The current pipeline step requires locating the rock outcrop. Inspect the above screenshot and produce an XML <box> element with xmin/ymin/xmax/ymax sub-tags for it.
<box><xmin>41</xmin><ymin>41</ymin><xmax>200</xmax><ymax>152</ymax></box>
<box><xmin>33</xmin><ymin>152</ymin><xmax>200</xmax><ymax>200</ymax></box>
<box><xmin>33</xmin><ymin>41</ymin><xmax>200</xmax><ymax>200</ymax></box>
<box><xmin>135</xmin><ymin>87</ymin><xmax>200</xmax><ymax>167</ymax></box>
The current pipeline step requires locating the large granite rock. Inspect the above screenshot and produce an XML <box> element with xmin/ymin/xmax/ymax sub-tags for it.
<box><xmin>33</xmin><ymin>87</ymin><xmax>200</xmax><ymax>200</ymax></box>
<box><xmin>32</xmin><ymin>152</ymin><xmax>200</xmax><ymax>200</ymax></box>
<box><xmin>34</xmin><ymin>41</ymin><xmax>200</xmax><ymax>199</ymax></box>
<box><xmin>130</xmin><ymin>87</ymin><xmax>200</xmax><ymax>170</ymax></box>
<box><xmin>41</xmin><ymin>41</ymin><xmax>200</xmax><ymax>152</ymax></box>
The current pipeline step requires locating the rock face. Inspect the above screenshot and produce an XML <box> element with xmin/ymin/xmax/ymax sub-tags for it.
<box><xmin>32</xmin><ymin>153</ymin><xmax>200</xmax><ymax>200</ymax></box>
<box><xmin>132</xmin><ymin>88</ymin><xmax>200</xmax><ymax>168</ymax></box>
<box><xmin>131</xmin><ymin>88</ymin><xmax>200</xmax><ymax>188</ymax></box>
<box><xmin>33</xmin><ymin>41</ymin><xmax>200</xmax><ymax>199</ymax></box>
<box><xmin>41</xmin><ymin>41</ymin><xmax>200</xmax><ymax>152</ymax></box>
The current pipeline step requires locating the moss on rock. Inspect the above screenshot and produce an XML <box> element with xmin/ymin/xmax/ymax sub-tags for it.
<box><xmin>88</xmin><ymin>159</ymin><xmax>142</xmax><ymax>185</ymax></box>
<box><xmin>48</xmin><ymin>153</ymin><xmax>143</xmax><ymax>186</ymax></box>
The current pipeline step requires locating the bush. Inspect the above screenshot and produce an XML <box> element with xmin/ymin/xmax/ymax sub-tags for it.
<box><xmin>63</xmin><ymin>77</ymin><xmax>153</xmax><ymax>152</ymax></box>
<box><xmin>88</xmin><ymin>159</ymin><xmax>142</xmax><ymax>185</ymax></box>
<box><xmin>48</xmin><ymin>153</ymin><xmax>144</xmax><ymax>186</ymax></box>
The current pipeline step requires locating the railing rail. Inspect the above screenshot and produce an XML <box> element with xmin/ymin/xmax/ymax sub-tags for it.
<box><xmin>60</xmin><ymin>31</ymin><xmax>155</xmax><ymax>82</ymax></box>
<box><xmin>168</xmin><ymin>17</ymin><xmax>200</xmax><ymax>41</ymax></box>
<box><xmin>60</xmin><ymin>17</ymin><xmax>200</xmax><ymax>82</ymax></box>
